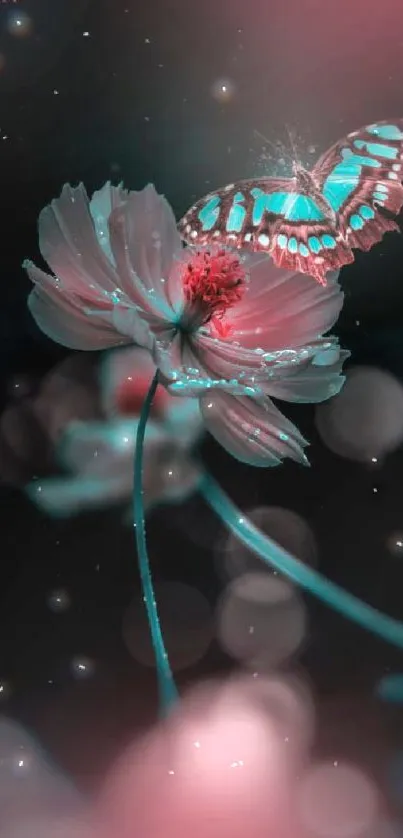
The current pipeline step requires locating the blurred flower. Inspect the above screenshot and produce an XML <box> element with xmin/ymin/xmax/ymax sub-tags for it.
<box><xmin>25</xmin><ymin>182</ymin><xmax>349</xmax><ymax>467</ymax></box>
<box><xmin>27</xmin><ymin>347</ymin><xmax>202</xmax><ymax>517</ymax></box>
<box><xmin>0</xmin><ymin>354</ymin><xmax>100</xmax><ymax>487</ymax></box>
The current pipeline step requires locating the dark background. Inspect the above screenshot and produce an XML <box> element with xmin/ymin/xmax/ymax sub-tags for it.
<box><xmin>1</xmin><ymin>0</ymin><xmax>403</xmax><ymax>803</ymax></box>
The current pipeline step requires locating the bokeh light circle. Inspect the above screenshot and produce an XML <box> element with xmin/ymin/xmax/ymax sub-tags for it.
<box><xmin>220</xmin><ymin>505</ymin><xmax>317</xmax><ymax>581</ymax></box>
<box><xmin>315</xmin><ymin>366</ymin><xmax>403</xmax><ymax>463</ymax></box>
<box><xmin>7</xmin><ymin>11</ymin><xmax>33</xmax><ymax>37</ymax></box>
<box><xmin>233</xmin><ymin>672</ymin><xmax>315</xmax><ymax>761</ymax></box>
<box><xmin>297</xmin><ymin>761</ymin><xmax>379</xmax><ymax>837</ymax></box>
<box><xmin>123</xmin><ymin>581</ymin><xmax>213</xmax><ymax>671</ymax></box>
<box><xmin>216</xmin><ymin>571</ymin><xmax>306</xmax><ymax>670</ymax></box>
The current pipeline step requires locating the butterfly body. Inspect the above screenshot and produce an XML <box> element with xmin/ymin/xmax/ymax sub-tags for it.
<box><xmin>178</xmin><ymin>121</ymin><xmax>403</xmax><ymax>284</ymax></box>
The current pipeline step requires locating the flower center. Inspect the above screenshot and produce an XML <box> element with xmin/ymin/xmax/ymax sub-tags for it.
<box><xmin>181</xmin><ymin>248</ymin><xmax>246</xmax><ymax>336</ymax></box>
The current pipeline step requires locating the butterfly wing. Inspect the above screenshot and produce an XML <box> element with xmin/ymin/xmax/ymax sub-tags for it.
<box><xmin>178</xmin><ymin>177</ymin><xmax>339</xmax><ymax>282</ymax></box>
<box><xmin>313</xmin><ymin>120</ymin><xmax>403</xmax><ymax>254</ymax></box>
<box><xmin>178</xmin><ymin>177</ymin><xmax>291</xmax><ymax>247</ymax></box>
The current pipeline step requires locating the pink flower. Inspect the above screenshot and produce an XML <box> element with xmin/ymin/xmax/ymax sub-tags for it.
<box><xmin>27</xmin><ymin>347</ymin><xmax>202</xmax><ymax>517</ymax></box>
<box><xmin>25</xmin><ymin>182</ymin><xmax>349</xmax><ymax>467</ymax></box>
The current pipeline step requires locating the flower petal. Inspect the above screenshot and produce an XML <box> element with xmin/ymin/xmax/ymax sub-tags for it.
<box><xmin>200</xmin><ymin>391</ymin><xmax>309</xmax><ymax>467</ymax></box>
<box><xmin>101</xmin><ymin>347</ymin><xmax>163</xmax><ymax>415</ymax></box>
<box><xmin>89</xmin><ymin>182</ymin><xmax>128</xmax><ymax>266</ymax></box>
<box><xmin>108</xmin><ymin>184</ymin><xmax>182</xmax><ymax>317</ymax></box>
<box><xmin>230</xmin><ymin>254</ymin><xmax>343</xmax><ymax>350</ymax></box>
<box><xmin>264</xmin><ymin>344</ymin><xmax>351</xmax><ymax>403</ymax></box>
<box><xmin>26</xmin><ymin>263</ymin><xmax>128</xmax><ymax>350</ymax></box>
<box><xmin>27</xmin><ymin>474</ymin><xmax>131</xmax><ymax>516</ymax></box>
<box><xmin>26</xmin><ymin>262</ymin><xmax>153</xmax><ymax>351</ymax></box>
<box><xmin>58</xmin><ymin>419</ymin><xmax>163</xmax><ymax>473</ymax></box>
<box><xmin>38</xmin><ymin>183</ymin><xmax>120</xmax><ymax>296</ymax></box>
<box><xmin>168</xmin><ymin>376</ymin><xmax>263</xmax><ymax>398</ymax></box>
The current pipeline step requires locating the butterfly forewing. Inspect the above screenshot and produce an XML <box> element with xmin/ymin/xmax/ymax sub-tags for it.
<box><xmin>178</xmin><ymin>177</ymin><xmax>294</xmax><ymax>248</ymax></box>
<box><xmin>313</xmin><ymin>120</ymin><xmax>403</xmax><ymax>252</ymax></box>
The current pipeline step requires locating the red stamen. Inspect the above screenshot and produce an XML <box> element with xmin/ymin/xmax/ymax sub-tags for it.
<box><xmin>182</xmin><ymin>248</ymin><xmax>246</xmax><ymax>330</ymax></box>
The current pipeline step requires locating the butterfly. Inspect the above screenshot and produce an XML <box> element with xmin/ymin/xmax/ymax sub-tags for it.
<box><xmin>178</xmin><ymin>121</ymin><xmax>403</xmax><ymax>285</ymax></box>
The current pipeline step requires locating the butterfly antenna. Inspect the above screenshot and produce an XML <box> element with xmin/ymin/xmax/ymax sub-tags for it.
<box><xmin>253</xmin><ymin>130</ymin><xmax>294</xmax><ymax>166</ymax></box>
<box><xmin>285</xmin><ymin>123</ymin><xmax>300</xmax><ymax>165</ymax></box>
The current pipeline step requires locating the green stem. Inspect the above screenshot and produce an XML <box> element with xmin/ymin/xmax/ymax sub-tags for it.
<box><xmin>201</xmin><ymin>472</ymin><xmax>403</xmax><ymax>650</ymax></box>
<box><xmin>133</xmin><ymin>369</ymin><xmax>178</xmax><ymax>713</ymax></box>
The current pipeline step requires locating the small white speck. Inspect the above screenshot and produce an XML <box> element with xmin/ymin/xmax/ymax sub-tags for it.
<box><xmin>53</xmin><ymin>89</ymin><xmax>59</xmax><ymax>95</ymax></box>
<box><xmin>82</xmin><ymin>31</ymin><xmax>90</xmax><ymax>37</ymax></box>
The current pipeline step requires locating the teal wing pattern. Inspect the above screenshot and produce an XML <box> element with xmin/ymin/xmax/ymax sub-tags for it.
<box><xmin>178</xmin><ymin>120</ymin><xmax>403</xmax><ymax>285</ymax></box>
<box><xmin>313</xmin><ymin>120</ymin><xmax>403</xmax><ymax>253</ymax></box>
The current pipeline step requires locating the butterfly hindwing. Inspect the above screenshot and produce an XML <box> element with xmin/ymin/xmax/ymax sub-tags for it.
<box><xmin>313</xmin><ymin>120</ymin><xmax>403</xmax><ymax>253</ymax></box>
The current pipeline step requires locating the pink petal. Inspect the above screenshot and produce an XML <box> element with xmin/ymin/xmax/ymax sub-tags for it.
<box><xmin>230</xmin><ymin>254</ymin><xmax>343</xmax><ymax>350</ymax></box>
<box><xmin>28</xmin><ymin>290</ymin><xmax>124</xmax><ymax>350</ymax></box>
<box><xmin>108</xmin><ymin>184</ymin><xmax>182</xmax><ymax>317</ymax></box>
<box><xmin>38</xmin><ymin>183</ymin><xmax>120</xmax><ymax>296</ymax></box>
<box><xmin>89</xmin><ymin>182</ymin><xmax>128</xmax><ymax>266</ymax></box>
<box><xmin>26</xmin><ymin>262</ymin><xmax>151</xmax><ymax>351</ymax></box>
<box><xmin>200</xmin><ymin>391</ymin><xmax>309</xmax><ymax>467</ymax></box>
<box><xmin>265</xmin><ymin>345</ymin><xmax>350</xmax><ymax>403</ymax></box>
<box><xmin>101</xmin><ymin>347</ymin><xmax>165</xmax><ymax>416</ymax></box>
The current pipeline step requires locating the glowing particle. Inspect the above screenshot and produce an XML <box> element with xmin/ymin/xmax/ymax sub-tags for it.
<box><xmin>211</xmin><ymin>77</ymin><xmax>236</xmax><ymax>103</ymax></box>
<box><xmin>7</xmin><ymin>11</ymin><xmax>33</xmax><ymax>37</ymax></box>
<box><xmin>387</xmin><ymin>533</ymin><xmax>403</xmax><ymax>556</ymax></box>
<box><xmin>47</xmin><ymin>588</ymin><xmax>71</xmax><ymax>613</ymax></box>
<box><xmin>0</xmin><ymin>680</ymin><xmax>11</xmax><ymax>699</ymax></box>
<box><xmin>71</xmin><ymin>656</ymin><xmax>94</xmax><ymax>678</ymax></box>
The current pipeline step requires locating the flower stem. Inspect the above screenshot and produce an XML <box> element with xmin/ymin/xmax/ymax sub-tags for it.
<box><xmin>133</xmin><ymin>368</ymin><xmax>179</xmax><ymax>714</ymax></box>
<box><xmin>201</xmin><ymin>472</ymin><xmax>403</xmax><ymax>650</ymax></box>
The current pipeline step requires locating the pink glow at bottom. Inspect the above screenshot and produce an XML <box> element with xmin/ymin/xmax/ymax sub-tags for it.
<box><xmin>96</xmin><ymin>678</ymin><xmax>303</xmax><ymax>838</ymax></box>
